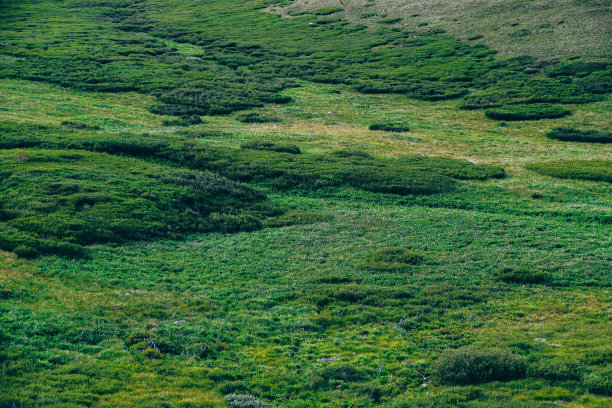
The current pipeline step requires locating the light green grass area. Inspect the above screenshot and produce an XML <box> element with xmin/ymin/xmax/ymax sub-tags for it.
<box><xmin>0</xmin><ymin>0</ymin><xmax>611</xmax><ymax>406</ymax></box>
<box><xmin>273</xmin><ymin>0</ymin><xmax>612</xmax><ymax>60</ymax></box>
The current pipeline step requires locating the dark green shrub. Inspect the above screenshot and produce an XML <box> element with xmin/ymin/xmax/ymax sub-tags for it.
<box><xmin>432</xmin><ymin>347</ymin><xmax>527</xmax><ymax>385</ymax></box>
<box><xmin>378</xmin><ymin>18</ymin><xmax>402</xmax><ymax>24</ymax></box>
<box><xmin>363</xmin><ymin>247</ymin><xmax>424</xmax><ymax>271</ymax></box>
<box><xmin>225</xmin><ymin>393</ymin><xmax>272</xmax><ymax>408</ymax></box>
<box><xmin>369</xmin><ymin>123</ymin><xmax>410</xmax><ymax>132</ymax></box>
<box><xmin>526</xmin><ymin>159</ymin><xmax>612</xmax><ymax>183</ymax></box>
<box><xmin>236</xmin><ymin>113</ymin><xmax>280</xmax><ymax>124</ymax></box>
<box><xmin>60</xmin><ymin>121</ymin><xmax>101</xmax><ymax>130</ymax></box>
<box><xmin>312</xmin><ymin>6</ymin><xmax>343</xmax><ymax>16</ymax></box>
<box><xmin>162</xmin><ymin>115</ymin><xmax>203</xmax><ymax>126</ymax></box>
<box><xmin>546</xmin><ymin>127</ymin><xmax>612</xmax><ymax>143</ymax></box>
<box><xmin>13</xmin><ymin>245</ymin><xmax>39</xmax><ymax>259</ymax></box>
<box><xmin>240</xmin><ymin>141</ymin><xmax>300</xmax><ymax>154</ymax></box>
<box><xmin>498</xmin><ymin>267</ymin><xmax>549</xmax><ymax>284</ymax></box>
<box><xmin>530</xmin><ymin>359</ymin><xmax>585</xmax><ymax>381</ymax></box>
<box><xmin>485</xmin><ymin>104</ymin><xmax>571</xmax><ymax>121</ymax></box>
<box><xmin>583</xmin><ymin>369</ymin><xmax>612</xmax><ymax>395</ymax></box>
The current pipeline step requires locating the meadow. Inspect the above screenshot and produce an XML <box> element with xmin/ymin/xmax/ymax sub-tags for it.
<box><xmin>0</xmin><ymin>0</ymin><xmax>610</xmax><ymax>407</ymax></box>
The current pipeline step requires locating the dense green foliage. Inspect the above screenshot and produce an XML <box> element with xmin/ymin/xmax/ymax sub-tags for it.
<box><xmin>0</xmin><ymin>0</ymin><xmax>609</xmax><ymax>119</ymax></box>
<box><xmin>0</xmin><ymin>149</ymin><xmax>275</xmax><ymax>256</ymax></box>
<box><xmin>485</xmin><ymin>104</ymin><xmax>572</xmax><ymax>121</ymax></box>
<box><xmin>546</xmin><ymin>127</ymin><xmax>612</xmax><ymax>143</ymax></box>
<box><xmin>498</xmin><ymin>267</ymin><xmax>549</xmax><ymax>285</ymax></box>
<box><xmin>526</xmin><ymin>160</ymin><xmax>612</xmax><ymax>183</ymax></box>
<box><xmin>0</xmin><ymin>0</ymin><xmax>610</xmax><ymax>406</ymax></box>
<box><xmin>432</xmin><ymin>347</ymin><xmax>528</xmax><ymax>385</ymax></box>
<box><xmin>369</xmin><ymin>123</ymin><xmax>410</xmax><ymax>132</ymax></box>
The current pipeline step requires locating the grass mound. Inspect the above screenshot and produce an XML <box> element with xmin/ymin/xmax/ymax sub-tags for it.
<box><xmin>0</xmin><ymin>149</ymin><xmax>276</xmax><ymax>257</ymax></box>
<box><xmin>498</xmin><ymin>267</ymin><xmax>549</xmax><ymax>284</ymax></box>
<box><xmin>0</xmin><ymin>128</ymin><xmax>505</xmax><ymax>196</ymax></box>
<box><xmin>236</xmin><ymin>113</ymin><xmax>281</xmax><ymax>124</ymax></box>
<box><xmin>369</xmin><ymin>123</ymin><xmax>410</xmax><ymax>132</ymax></box>
<box><xmin>546</xmin><ymin>127</ymin><xmax>612</xmax><ymax>143</ymax></box>
<box><xmin>526</xmin><ymin>160</ymin><xmax>612</xmax><ymax>183</ymax></box>
<box><xmin>362</xmin><ymin>247</ymin><xmax>424</xmax><ymax>271</ymax></box>
<box><xmin>241</xmin><ymin>141</ymin><xmax>301</xmax><ymax>154</ymax></box>
<box><xmin>485</xmin><ymin>104</ymin><xmax>571</xmax><ymax>121</ymax></box>
<box><xmin>161</xmin><ymin>115</ymin><xmax>203</xmax><ymax>127</ymax></box>
<box><xmin>432</xmin><ymin>347</ymin><xmax>527</xmax><ymax>385</ymax></box>
<box><xmin>312</xmin><ymin>6</ymin><xmax>343</xmax><ymax>16</ymax></box>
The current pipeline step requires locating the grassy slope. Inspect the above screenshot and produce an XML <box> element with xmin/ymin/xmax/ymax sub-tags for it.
<box><xmin>0</xmin><ymin>1</ymin><xmax>611</xmax><ymax>407</ymax></box>
<box><xmin>274</xmin><ymin>0</ymin><xmax>612</xmax><ymax>60</ymax></box>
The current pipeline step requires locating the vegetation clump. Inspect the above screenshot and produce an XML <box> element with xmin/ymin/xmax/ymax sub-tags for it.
<box><xmin>241</xmin><ymin>141</ymin><xmax>301</xmax><ymax>154</ymax></box>
<box><xmin>363</xmin><ymin>247</ymin><xmax>424</xmax><ymax>271</ymax></box>
<box><xmin>0</xmin><ymin>149</ymin><xmax>276</xmax><ymax>256</ymax></box>
<box><xmin>498</xmin><ymin>267</ymin><xmax>549</xmax><ymax>284</ymax></box>
<box><xmin>432</xmin><ymin>347</ymin><xmax>528</xmax><ymax>385</ymax></box>
<box><xmin>161</xmin><ymin>115</ymin><xmax>203</xmax><ymax>126</ymax></box>
<box><xmin>546</xmin><ymin>127</ymin><xmax>612</xmax><ymax>143</ymax></box>
<box><xmin>312</xmin><ymin>6</ymin><xmax>343</xmax><ymax>16</ymax></box>
<box><xmin>485</xmin><ymin>104</ymin><xmax>572</xmax><ymax>121</ymax></box>
<box><xmin>583</xmin><ymin>368</ymin><xmax>612</xmax><ymax>395</ymax></box>
<box><xmin>526</xmin><ymin>160</ymin><xmax>612</xmax><ymax>183</ymax></box>
<box><xmin>369</xmin><ymin>123</ymin><xmax>410</xmax><ymax>132</ymax></box>
<box><xmin>237</xmin><ymin>112</ymin><xmax>281</xmax><ymax>124</ymax></box>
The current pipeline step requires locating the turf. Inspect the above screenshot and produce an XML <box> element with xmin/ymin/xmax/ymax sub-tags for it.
<box><xmin>0</xmin><ymin>0</ymin><xmax>611</xmax><ymax>407</ymax></box>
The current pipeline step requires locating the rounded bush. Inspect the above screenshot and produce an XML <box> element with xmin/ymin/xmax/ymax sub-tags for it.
<box><xmin>546</xmin><ymin>127</ymin><xmax>612</xmax><ymax>143</ymax></box>
<box><xmin>526</xmin><ymin>159</ymin><xmax>612</xmax><ymax>183</ymax></box>
<box><xmin>485</xmin><ymin>104</ymin><xmax>571</xmax><ymax>121</ymax></box>
<box><xmin>13</xmin><ymin>245</ymin><xmax>39</xmax><ymax>259</ymax></box>
<box><xmin>498</xmin><ymin>267</ymin><xmax>549</xmax><ymax>284</ymax></box>
<box><xmin>369</xmin><ymin>123</ymin><xmax>410</xmax><ymax>132</ymax></box>
<box><xmin>432</xmin><ymin>347</ymin><xmax>527</xmax><ymax>385</ymax></box>
<box><xmin>583</xmin><ymin>369</ymin><xmax>612</xmax><ymax>395</ymax></box>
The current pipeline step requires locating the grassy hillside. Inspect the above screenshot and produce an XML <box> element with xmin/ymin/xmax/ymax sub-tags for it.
<box><xmin>273</xmin><ymin>0</ymin><xmax>612</xmax><ymax>60</ymax></box>
<box><xmin>0</xmin><ymin>0</ymin><xmax>611</xmax><ymax>407</ymax></box>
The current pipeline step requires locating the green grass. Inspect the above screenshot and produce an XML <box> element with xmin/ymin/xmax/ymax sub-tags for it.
<box><xmin>526</xmin><ymin>160</ymin><xmax>612</xmax><ymax>183</ymax></box>
<box><xmin>0</xmin><ymin>0</ymin><xmax>610</xmax><ymax>406</ymax></box>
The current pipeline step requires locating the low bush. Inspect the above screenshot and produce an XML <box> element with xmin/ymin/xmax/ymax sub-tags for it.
<box><xmin>263</xmin><ymin>211</ymin><xmax>330</xmax><ymax>228</ymax></box>
<box><xmin>369</xmin><ymin>123</ymin><xmax>410</xmax><ymax>132</ymax></box>
<box><xmin>498</xmin><ymin>267</ymin><xmax>549</xmax><ymax>284</ymax></box>
<box><xmin>530</xmin><ymin>359</ymin><xmax>585</xmax><ymax>381</ymax></box>
<box><xmin>225</xmin><ymin>394</ymin><xmax>272</xmax><ymax>408</ymax></box>
<box><xmin>241</xmin><ymin>141</ymin><xmax>301</xmax><ymax>154</ymax></box>
<box><xmin>161</xmin><ymin>115</ymin><xmax>203</xmax><ymax>126</ymax></box>
<box><xmin>485</xmin><ymin>104</ymin><xmax>571</xmax><ymax>121</ymax></box>
<box><xmin>236</xmin><ymin>113</ymin><xmax>280</xmax><ymax>124</ymax></box>
<box><xmin>432</xmin><ymin>347</ymin><xmax>527</xmax><ymax>385</ymax></box>
<box><xmin>378</xmin><ymin>18</ymin><xmax>402</xmax><ymax>24</ymax></box>
<box><xmin>312</xmin><ymin>6</ymin><xmax>343</xmax><ymax>16</ymax></box>
<box><xmin>583</xmin><ymin>368</ymin><xmax>612</xmax><ymax>395</ymax></box>
<box><xmin>0</xmin><ymin>149</ymin><xmax>276</xmax><ymax>256</ymax></box>
<box><xmin>363</xmin><ymin>247</ymin><xmax>424</xmax><ymax>272</ymax></box>
<box><xmin>60</xmin><ymin>121</ymin><xmax>101</xmax><ymax>130</ymax></box>
<box><xmin>526</xmin><ymin>159</ymin><xmax>612</xmax><ymax>183</ymax></box>
<box><xmin>546</xmin><ymin>127</ymin><xmax>612</xmax><ymax>143</ymax></box>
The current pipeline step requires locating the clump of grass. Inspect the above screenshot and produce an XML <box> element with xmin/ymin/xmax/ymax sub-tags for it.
<box><xmin>363</xmin><ymin>247</ymin><xmax>424</xmax><ymax>272</ymax></box>
<box><xmin>312</xmin><ymin>6</ymin><xmax>343</xmax><ymax>16</ymax></box>
<box><xmin>225</xmin><ymin>393</ymin><xmax>272</xmax><ymax>407</ymax></box>
<box><xmin>60</xmin><ymin>121</ymin><xmax>101</xmax><ymax>130</ymax></box>
<box><xmin>583</xmin><ymin>368</ymin><xmax>612</xmax><ymax>395</ymax></box>
<box><xmin>498</xmin><ymin>267</ymin><xmax>549</xmax><ymax>284</ymax></box>
<box><xmin>485</xmin><ymin>104</ymin><xmax>571</xmax><ymax>121</ymax></box>
<box><xmin>378</xmin><ymin>17</ymin><xmax>402</xmax><ymax>24</ymax></box>
<box><xmin>546</xmin><ymin>127</ymin><xmax>612</xmax><ymax>143</ymax></box>
<box><xmin>0</xmin><ymin>149</ymin><xmax>276</xmax><ymax>257</ymax></box>
<box><xmin>432</xmin><ymin>347</ymin><xmax>527</xmax><ymax>385</ymax></box>
<box><xmin>161</xmin><ymin>115</ymin><xmax>202</xmax><ymax>126</ymax></box>
<box><xmin>240</xmin><ymin>141</ymin><xmax>301</xmax><ymax>154</ymax></box>
<box><xmin>369</xmin><ymin>123</ymin><xmax>410</xmax><ymax>132</ymax></box>
<box><xmin>237</xmin><ymin>112</ymin><xmax>281</xmax><ymax>124</ymax></box>
<box><xmin>526</xmin><ymin>159</ymin><xmax>612</xmax><ymax>183</ymax></box>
